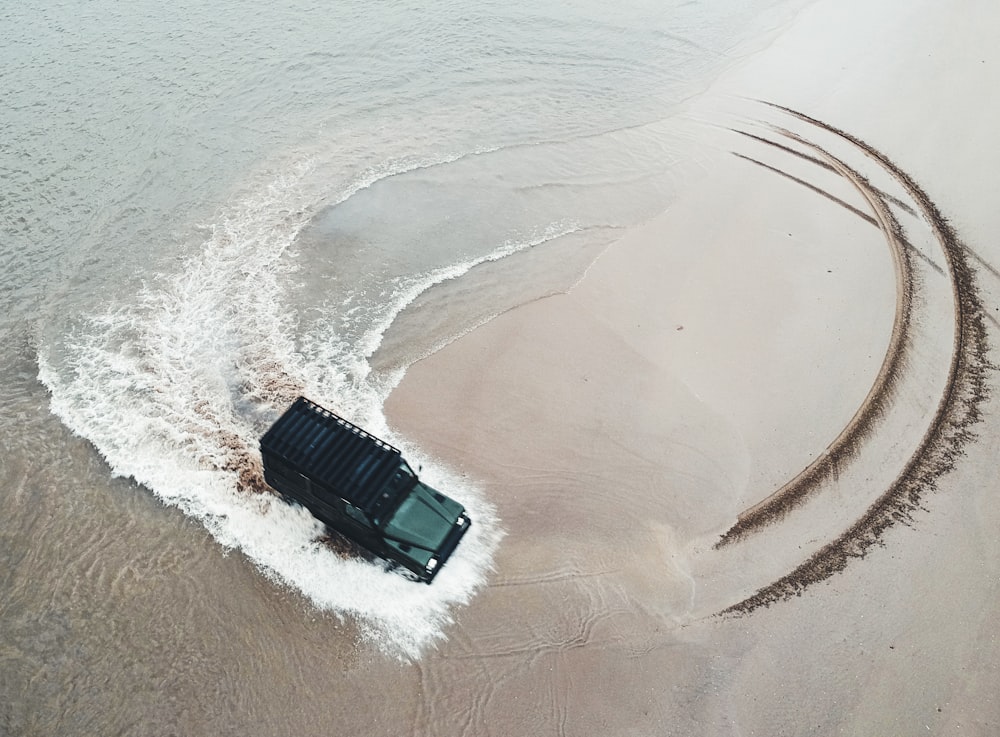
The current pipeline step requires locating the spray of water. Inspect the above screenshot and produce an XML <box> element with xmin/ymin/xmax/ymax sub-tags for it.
<box><xmin>34</xmin><ymin>154</ymin><xmax>526</xmax><ymax>658</ymax></box>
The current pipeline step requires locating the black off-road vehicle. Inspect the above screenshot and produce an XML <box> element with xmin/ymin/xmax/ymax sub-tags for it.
<box><xmin>260</xmin><ymin>397</ymin><xmax>470</xmax><ymax>583</ymax></box>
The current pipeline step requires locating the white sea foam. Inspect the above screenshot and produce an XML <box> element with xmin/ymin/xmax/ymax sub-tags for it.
<box><xmin>37</xmin><ymin>158</ymin><xmax>506</xmax><ymax>659</ymax></box>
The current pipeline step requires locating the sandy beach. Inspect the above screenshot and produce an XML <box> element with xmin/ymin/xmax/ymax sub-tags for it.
<box><xmin>7</xmin><ymin>0</ymin><xmax>999</xmax><ymax>734</ymax></box>
<box><xmin>385</xmin><ymin>0</ymin><xmax>1000</xmax><ymax>733</ymax></box>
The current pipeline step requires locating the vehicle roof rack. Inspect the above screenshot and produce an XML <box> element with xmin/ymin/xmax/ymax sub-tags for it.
<box><xmin>259</xmin><ymin>397</ymin><xmax>403</xmax><ymax>512</ymax></box>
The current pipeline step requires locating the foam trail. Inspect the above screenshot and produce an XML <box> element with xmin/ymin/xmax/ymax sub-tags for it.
<box><xmin>37</xmin><ymin>158</ymin><xmax>503</xmax><ymax>658</ymax></box>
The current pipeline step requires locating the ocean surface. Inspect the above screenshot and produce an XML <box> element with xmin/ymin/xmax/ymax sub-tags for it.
<box><xmin>2</xmin><ymin>0</ymin><xmax>805</xmax><ymax>733</ymax></box>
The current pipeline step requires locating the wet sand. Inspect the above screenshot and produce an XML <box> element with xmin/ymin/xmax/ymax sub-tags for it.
<box><xmin>385</xmin><ymin>0</ymin><xmax>1000</xmax><ymax>733</ymax></box>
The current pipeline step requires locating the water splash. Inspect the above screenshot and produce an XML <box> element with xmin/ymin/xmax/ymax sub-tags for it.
<box><xmin>37</xmin><ymin>158</ymin><xmax>507</xmax><ymax>658</ymax></box>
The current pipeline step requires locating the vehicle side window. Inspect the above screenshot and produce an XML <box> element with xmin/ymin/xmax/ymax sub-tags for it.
<box><xmin>371</xmin><ymin>467</ymin><xmax>412</xmax><ymax>526</ymax></box>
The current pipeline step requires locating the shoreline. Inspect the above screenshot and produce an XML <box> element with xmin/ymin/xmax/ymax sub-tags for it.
<box><xmin>384</xmin><ymin>0</ymin><xmax>1000</xmax><ymax>732</ymax></box>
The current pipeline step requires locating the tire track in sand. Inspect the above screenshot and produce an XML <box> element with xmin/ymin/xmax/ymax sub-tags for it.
<box><xmin>717</xmin><ymin>125</ymin><xmax>916</xmax><ymax>546</ymax></box>
<box><xmin>717</xmin><ymin>104</ymin><xmax>994</xmax><ymax>614</ymax></box>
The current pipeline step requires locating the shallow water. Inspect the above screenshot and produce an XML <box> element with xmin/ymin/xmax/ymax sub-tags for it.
<box><xmin>2</xmin><ymin>0</ymin><xmax>807</xmax><ymax>732</ymax></box>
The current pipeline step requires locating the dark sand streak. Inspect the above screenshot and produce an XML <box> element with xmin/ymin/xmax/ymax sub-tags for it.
<box><xmin>730</xmin><ymin>127</ymin><xmax>919</xmax><ymax>217</ymax></box>
<box><xmin>730</xmin><ymin>152</ymin><xmax>878</xmax><ymax>226</ymax></box>
<box><xmin>963</xmin><ymin>248</ymin><xmax>1000</xmax><ymax>330</ymax></box>
<box><xmin>768</xmin><ymin>125</ymin><xmax>944</xmax><ymax>275</ymax></box>
<box><xmin>721</xmin><ymin>104</ymin><xmax>994</xmax><ymax>614</ymax></box>
<box><xmin>731</xmin><ymin>128</ymin><xmax>837</xmax><ymax>173</ymax></box>
<box><xmin>717</xmin><ymin>132</ymin><xmax>915</xmax><ymax>547</ymax></box>
<box><xmin>965</xmin><ymin>246</ymin><xmax>1000</xmax><ymax>282</ymax></box>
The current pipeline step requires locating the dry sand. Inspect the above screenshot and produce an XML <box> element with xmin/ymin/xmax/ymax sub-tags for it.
<box><xmin>386</xmin><ymin>0</ymin><xmax>1000</xmax><ymax>733</ymax></box>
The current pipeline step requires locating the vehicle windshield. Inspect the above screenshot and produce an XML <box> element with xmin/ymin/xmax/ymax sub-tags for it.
<box><xmin>370</xmin><ymin>465</ymin><xmax>417</xmax><ymax>526</ymax></box>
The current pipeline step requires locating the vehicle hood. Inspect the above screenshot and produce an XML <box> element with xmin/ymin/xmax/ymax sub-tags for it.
<box><xmin>382</xmin><ymin>483</ymin><xmax>465</xmax><ymax>553</ymax></box>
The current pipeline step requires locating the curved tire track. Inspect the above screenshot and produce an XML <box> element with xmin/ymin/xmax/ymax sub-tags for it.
<box><xmin>717</xmin><ymin>103</ymin><xmax>994</xmax><ymax>614</ymax></box>
<box><xmin>717</xmin><ymin>130</ymin><xmax>916</xmax><ymax>546</ymax></box>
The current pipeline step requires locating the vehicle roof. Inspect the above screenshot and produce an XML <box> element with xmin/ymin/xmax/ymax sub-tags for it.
<box><xmin>259</xmin><ymin>396</ymin><xmax>404</xmax><ymax>513</ymax></box>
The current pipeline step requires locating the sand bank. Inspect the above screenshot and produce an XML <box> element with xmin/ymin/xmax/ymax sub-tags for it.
<box><xmin>386</xmin><ymin>0</ymin><xmax>1000</xmax><ymax>733</ymax></box>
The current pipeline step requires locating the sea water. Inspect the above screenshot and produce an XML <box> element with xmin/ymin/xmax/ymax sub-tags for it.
<box><xmin>2</xmin><ymin>0</ymin><xmax>804</xmax><ymax>726</ymax></box>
